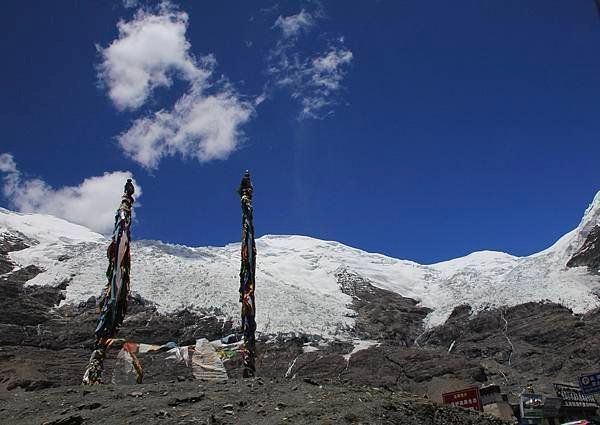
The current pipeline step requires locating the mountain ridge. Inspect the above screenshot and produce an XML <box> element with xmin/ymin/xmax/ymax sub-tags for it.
<box><xmin>1</xmin><ymin>191</ymin><xmax>599</xmax><ymax>338</ymax></box>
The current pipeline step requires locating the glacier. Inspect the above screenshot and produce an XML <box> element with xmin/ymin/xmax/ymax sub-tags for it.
<box><xmin>1</xmin><ymin>191</ymin><xmax>599</xmax><ymax>340</ymax></box>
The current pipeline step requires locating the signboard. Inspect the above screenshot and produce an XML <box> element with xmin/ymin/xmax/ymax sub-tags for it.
<box><xmin>520</xmin><ymin>393</ymin><xmax>544</xmax><ymax>419</ymax></box>
<box><xmin>553</xmin><ymin>383</ymin><xmax>598</xmax><ymax>409</ymax></box>
<box><xmin>541</xmin><ymin>397</ymin><xmax>562</xmax><ymax>417</ymax></box>
<box><xmin>479</xmin><ymin>384</ymin><xmax>501</xmax><ymax>406</ymax></box>
<box><xmin>579</xmin><ymin>372</ymin><xmax>600</xmax><ymax>396</ymax></box>
<box><xmin>442</xmin><ymin>387</ymin><xmax>482</xmax><ymax>411</ymax></box>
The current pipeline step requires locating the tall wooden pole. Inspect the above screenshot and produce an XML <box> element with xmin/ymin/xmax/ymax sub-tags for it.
<box><xmin>238</xmin><ymin>171</ymin><xmax>256</xmax><ymax>378</ymax></box>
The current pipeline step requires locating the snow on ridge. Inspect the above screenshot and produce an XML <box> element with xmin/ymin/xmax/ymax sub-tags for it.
<box><xmin>0</xmin><ymin>207</ymin><xmax>104</xmax><ymax>244</ymax></box>
<box><xmin>1</xmin><ymin>191</ymin><xmax>600</xmax><ymax>338</ymax></box>
<box><xmin>579</xmin><ymin>190</ymin><xmax>600</xmax><ymax>233</ymax></box>
<box><xmin>531</xmin><ymin>192</ymin><xmax>600</xmax><ymax>260</ymax></box>
<box><xmin>0</xmin><ymin>208</ymin><xmax>105</xmax><ymax>287</ymax></box>
<box><xmin>431</xmin><ymin>250</ymin><xmax>517</xmax><ymax>274</ymax></box>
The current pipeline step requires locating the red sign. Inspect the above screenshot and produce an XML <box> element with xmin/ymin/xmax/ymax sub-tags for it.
<box><xmin>442</xmin><ymin>387</ymin><xmax>483</xmax><ymax>411</ymax></box>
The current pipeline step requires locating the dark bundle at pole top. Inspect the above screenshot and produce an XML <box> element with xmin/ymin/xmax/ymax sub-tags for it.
<box><xmin>125</xmin><ymin>178</ymin><xmax>135</xmax><ymax>197</ymax></box>
<box><xmin>120</xmin><ymin>180</ymin><xmax>135</xmax><ymax>212</ymax></box>
<box><xmin>237</xmin><ymin>170</ymin><xmax>253</xmax><ymax>198</ymax></box>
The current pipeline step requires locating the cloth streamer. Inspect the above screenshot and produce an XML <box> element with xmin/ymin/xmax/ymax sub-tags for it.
<box><xmin>106</xmin><ymin>338</ymin><xmax>235</xmax><ymax>384</ymax></box>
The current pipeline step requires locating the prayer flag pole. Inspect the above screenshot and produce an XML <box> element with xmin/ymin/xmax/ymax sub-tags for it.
<box><xmin>83</xmin><ymin>179</ymin><xmax>135</xmax><ymax>385</ymax></box>
<box><xmin>237</xmin><ymin>171</ymin><xmax>256</xmax><ymax>378</ymax></box>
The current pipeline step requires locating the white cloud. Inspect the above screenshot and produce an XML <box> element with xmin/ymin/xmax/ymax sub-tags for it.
<box><xmin>0</xmin><ymin>153</ymin><xmax>142</xmax><ymax>234</ymax></box>
<box><xmin>99</xmin><ymin>3</ymin><xmax>254</xmax><ymax>169</ymax></box>
<box><xmin>98</xmin><ymin>6</ymin><xmax>208</xmax><ymax>111</ymax></box>
<box><xmin>118</xmin><ymin>87</ymin><xmax>253</xmax><ymax>169</ymax></box>
<box><xmin>273</xmin><ymin>9</ymin><xmax>314</xmax><ymax>39</ymax></box>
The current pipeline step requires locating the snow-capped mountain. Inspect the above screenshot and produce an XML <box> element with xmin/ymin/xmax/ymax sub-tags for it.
<box><xmin>1</xmin><ymin>191</ymin><xmax>599</xmax><ymax>339</ymax></box>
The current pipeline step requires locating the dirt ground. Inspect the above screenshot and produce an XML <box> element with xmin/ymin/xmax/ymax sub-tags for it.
<box><xmin>0</xmin><ymin>378</ymin><xmax>510</xmax><ymax>425</ymax></box>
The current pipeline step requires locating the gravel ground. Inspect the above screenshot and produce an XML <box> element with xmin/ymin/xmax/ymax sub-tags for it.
<box><xmin>0</xmin><ymin>378</ymin><xmax>510</xmax><ymax>425</ymax></box>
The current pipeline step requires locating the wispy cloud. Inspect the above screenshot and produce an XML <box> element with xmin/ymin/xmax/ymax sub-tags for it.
<box><xmin>281</xmin><ymin>41</ymin><xmax>353</xmax><ymax>119</ymax></box>
<box><xmin>0</xmin><ymin>153</ymin><xmax>17</xmax><ymax>173</ymax></box>
<box><xmin>268</xmin><ymin>8</ymin><xmax>353</xmax><ymax>119</ymax></box>
<box><xmin>122</xmin><ymin>0</ymin><xmax>139</xmax><ymax>9</ymax></box>
<box><xmin>0</xmin><ymin>153</ymin><xmax>142</xmax><ymax>234</ymax></box>
<box><xmin>98</xmin><ymin>3</ymin><xmax>254</xmax><ymax>169</ymax></box>
<box><xmin>272</xmin><ymin>9</ymin><xmax>314</xmax><ymax>39</ymax></box>
<box><xmin>260</xmin><ymin>4</ymin><xmax>280</xmax><ymax>15</ymax></box>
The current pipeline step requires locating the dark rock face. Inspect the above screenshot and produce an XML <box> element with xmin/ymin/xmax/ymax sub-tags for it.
<box><xmin>0</xmin><ymin>231</ymin><xmax>35</xmax><ymax>274</ymax></box>
<box><xmin>568</xmin><ymin>225</ymin><xmax>600</xmax><ymax>272</ymax></box>
<box><xmin>0</xmin><ymin>233</ymin><xmax>62</xmax><ymax>329</ymax></box>
<box><xmin>420</xmin><ymin>301</ymin><xmax>600</xmax><ymax>397</ymax></box>
<box><xmin>0</xmin><ymin>270</ymin><xmax>60</xmax><ymax>328</ymax></box>
<box><xmin>342</xmin><ymin>346</ymin><xmax>487</xmax><ymax>390</ymax></box>
<box><xmin>336</xmin><ymin>268</ymin><xmax>432</xmax><ymax>346</ymax></box>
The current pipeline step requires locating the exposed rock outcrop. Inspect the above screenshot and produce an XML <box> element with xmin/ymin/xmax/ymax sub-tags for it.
<box><xmin>336</xmin><ymin>268</ymin><xmax>432</xmax><ymax>346</ymax></box>
<box><xmin>568</xmin><ymin>225</ymin><xmax>600</xmax><ymax>273</ymax></box>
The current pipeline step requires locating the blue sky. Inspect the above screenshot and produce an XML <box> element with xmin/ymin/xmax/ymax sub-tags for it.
<box><xmin>1</xmin><ymin>0</ymin><xmax>599</xmax><ymax>264</ymax></box>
